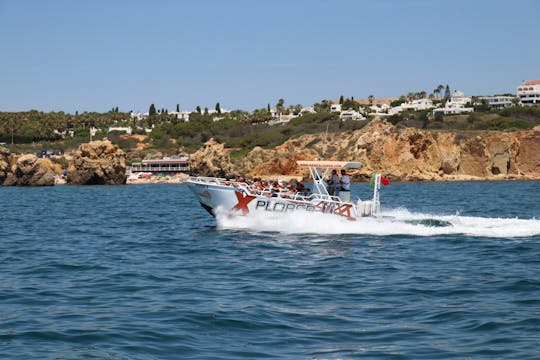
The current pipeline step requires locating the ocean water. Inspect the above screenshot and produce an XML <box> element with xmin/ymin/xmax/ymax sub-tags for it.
<box><xmin>1</xmin><ymin>181</ymin><xmax>540</xmax><ymax>359</ymax></box>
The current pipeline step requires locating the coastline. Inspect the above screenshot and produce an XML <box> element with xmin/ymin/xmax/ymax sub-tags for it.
<box><xmin>126</xmin><ymin>172</ymin><xmax>189</xmax><ymax>185</ymax></box>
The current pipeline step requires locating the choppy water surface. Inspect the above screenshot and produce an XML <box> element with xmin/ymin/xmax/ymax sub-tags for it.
<box><xmin>1</xmin><ymin>181</ymin><xmax>540</xmax><ymax>359</ymax></box>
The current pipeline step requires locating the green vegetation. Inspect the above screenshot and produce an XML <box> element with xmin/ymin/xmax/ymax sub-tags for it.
<box><xmin>1</xmin><ymin>102</ymin><xmax>539</xmax><ymax>158</ymax></box>
<box><xmin>388</xmin><ymin>106</ymin><xmax>540</xmax><ymax>131</ymax></box>
<box><xmin>388</xmin><ymin>110</ymin><xmax>430</xmax><ymax>129</ymax></box>
<box><xmin>149</xmin><ymin>111</ymin><xmax>367</xmax><ymax>153</ymax></box>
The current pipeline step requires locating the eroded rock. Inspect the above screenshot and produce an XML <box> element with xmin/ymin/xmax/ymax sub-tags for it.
<box><xmin>69</xmin><ymin>140</ymin><xmax>127</xmax><ymax>185</ymax></box>
<box><xmin>3</xmin><ymin>154</ymin><xmax>55</xmax><ymax>186</ymax></box>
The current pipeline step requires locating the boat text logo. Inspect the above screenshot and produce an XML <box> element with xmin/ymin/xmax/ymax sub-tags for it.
<box><xmin>254</xmin><ymin>199</ymin><xmax>355</xmax><ymax>220</ymax></box>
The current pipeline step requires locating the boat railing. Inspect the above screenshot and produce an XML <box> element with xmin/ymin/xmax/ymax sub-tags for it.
<box><xmin>188</xmin><ymin>176</ymin><xmax>238</xmax><ymax>187</ymax></box>
<box><xmin>188</xmin><ymin>176</ymin><xmax>347</xmax><ymax>204</ymax></box>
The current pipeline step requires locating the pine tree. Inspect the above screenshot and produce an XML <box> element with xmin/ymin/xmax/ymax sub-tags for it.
<box><xmin>176</xmin><ymin>104</ymin><xmax>180</xmax><ymax>112</ymax></box>
<box><xmin>444</xmin><ymin>85</ymin><xmax>451</xmax><ymax>100</ymax></box>
<box><xmin>204</xmin><ymin>107</ymin><xmax>209</xmax><ymax>115</ymax></box>
<box><xmin>215</xmin><ymin>102</ymin><xmax>221</xmax><ymax>115</ymax></box>
<box><xmin>196</xmin><ymin>106</ymin><xmax>201</xmax><ymax>114</ymax></box>
<box><xmin>339</xmin><ymin>95</ymin><xmax>344</xmax><ymax>104</ymax></box>
<box><xmin>149</xmin><ymin>104</ymin><xmax>156</xmax><ymax>116</ymax></box>
<box><xmin>267</xmin><ymin>103</ymin><xmax>271</xmax><ymax>113</ymax></box>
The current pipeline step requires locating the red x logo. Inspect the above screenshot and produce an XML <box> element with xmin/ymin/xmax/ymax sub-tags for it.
<box><xmin>232</xmin><ymin>191</ymin><xmax>256</xmax><ymax>215</ymax></box>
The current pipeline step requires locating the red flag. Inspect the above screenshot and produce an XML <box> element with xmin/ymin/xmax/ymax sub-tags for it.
<box><xmin>380</xmin><ymin>176</ymin><xmax>390</xmax><ymax>186</ymax></box>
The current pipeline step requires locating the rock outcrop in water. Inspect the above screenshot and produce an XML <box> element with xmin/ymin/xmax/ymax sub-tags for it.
<box><xmin>2</xmin><ymin>153</ymin><xmax>56</xmax><ymax>186</ymax></box>
<box><xmin>189</xmin><ymin>121</ymin><xmax>540</xmax><ymax>181</ymax></box>
<box><xmin>68</xmin><ymin>140</ymin><xmax>127</xmax><ymax>185</ymax></box>
<box><xmin>0</xmin><ymin>146</ymin><xmax>11</xmax><ymax>184</ymax></box>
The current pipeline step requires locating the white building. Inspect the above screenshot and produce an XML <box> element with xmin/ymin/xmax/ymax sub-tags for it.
<box><xmin>108</xmin><ymin>126</ymin><xmax>132</xmax><ymax>134</ymax></box>
<box><xmin>300</xmin><ymin>106</ymin><xmax>316</xmax><ymax>115</ymax></box>
<box><xmin>388</xmin><ymin>105</ymin><xmax>403</xmax><ymax>115</ymax></box>
<box><xmin>433</xmin><ymin>91</ymin><xmax>474</xmax><ymax>115</ymax></box>
<box><xmin>400</xmin><ymin>98</ymin><xmax>435</xmax><ymax>111</ymax></box>
<box><xmin>369</xmin><ymin>104</ymin><xmax>390</xmax><ymax>113</ymax></box>
<box><xmin>477</xmin><ymin>96</ymin><xmax>515</xmax><ymax>110</ymax></box>
<box><xmin>169</xmin><ymin>111</ymin><xmax>191</xmax><ymax>122</ymax></box>
<box><xmin>386</xmin><ymin>99</ymin><xmax>434</xmax><ymax>116</ymax></box>
<box><xmin>130</xmin><ymin>112</ymin><xmax>145</xmax><ymax>120</ymax></box>
<box><xmin>330</xmin><ymin>104</ymin><xmax>342</xmax><ymax>112</ymax></box>
<box><xmin>517</xmin><ymin>80</ymin><xmax>540</xmax><ymax>106</ymax></box>
<box><xmin>270</xmin><ymin>114</ymin><xmax>297</xmax><ymax>124</ymax></box>
<box><xmin>339</xmin><ymin>109</ymin><xmax>366</xmax><ymax>121</ymax></box>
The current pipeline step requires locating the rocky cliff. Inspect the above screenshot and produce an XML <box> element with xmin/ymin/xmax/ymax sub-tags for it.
<box><xmin>68</xmin><ymin>140</ymin><xmax>127</xmax><ymax>185</ymax></box>
<box><xmin>190</xmin><ymin>121</ymin><xmax>540</xmax><ymax>181</ymax></box>
<box><xmin>189</xmin><ymin>139</ymin><xmax>235</xmax><ymax>177</ymax></box>
<box><xmin>0</xmin><ymin>150</ymin><xmax>56</xmax><ymax>186</ymax></box>
<box><xmin>0</xmin><ymin>146</ymin><xmax>10</xmax><ymax>184</ymax></box>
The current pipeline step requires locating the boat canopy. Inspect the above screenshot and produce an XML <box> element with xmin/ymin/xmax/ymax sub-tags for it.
<box><xmin>296</xmin><ymin>160</ymin><xmax>362</xmax><ymax>169</ymax></box>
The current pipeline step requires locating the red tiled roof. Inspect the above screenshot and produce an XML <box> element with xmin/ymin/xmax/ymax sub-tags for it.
<box><xmin>523</xmin><ymin>80</ymin><xmax>540</xmax><ymax>85</ymax></box>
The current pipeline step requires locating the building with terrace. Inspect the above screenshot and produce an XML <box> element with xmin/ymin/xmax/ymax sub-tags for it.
<box><xmin>433</xmin><ymin>91</ymin><xmax>474</xmax><ymax>115</ymax></box>
<box><xmin>477</xmin><ymin>95</ymin><xmax>516</xmax><ymax>110</ymax></box>
<box><xmin>128</xmin><ymin>157</ymin><xmax>189</xmax><ymax>174</ymax></box>
<box><xmin>517</xmin><ymin>80</ymin><xmax>540</xmax><ymax>106</ymax></box>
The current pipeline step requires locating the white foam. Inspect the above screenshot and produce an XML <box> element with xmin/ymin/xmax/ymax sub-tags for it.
<box><xmin>215</xmin><ymin>206</ymin><xmax>540</xmax><ymax>238</ymax></box>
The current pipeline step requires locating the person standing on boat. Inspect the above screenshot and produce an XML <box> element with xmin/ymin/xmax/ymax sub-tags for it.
<box><xmin>329</xmin><ymin>169</ymin><xmax>340</xmax><ymax>196</ymax></box>
<box><xmin>339</xmin><ymin>169</ymin><xmax>351</xmax><ymax>202</ymax></box>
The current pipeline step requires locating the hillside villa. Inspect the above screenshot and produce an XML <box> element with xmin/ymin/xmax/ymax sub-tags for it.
<box><xmin>517</xmin><ymin>80</ymin><xmax>540</xmax><ymax>106</ymax></box>
<box><xmin>433</xmin><ymin>91</ymin><xmax>474</xmax><ymax>115</ymax></box>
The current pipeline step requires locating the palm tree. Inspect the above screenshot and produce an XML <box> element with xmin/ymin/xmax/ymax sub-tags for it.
<box><xmin>3</xmin><ymin>114</ymin><xmax>24</xmax><ymax>144</ymax></box>
<box><xmin>434</xmin><ymin>84</ymin><xmax>444</xmax><ymax>99</ymax></box>
<box><xmin>276</xmin><ymin>99</ymin><xmax>285</xmax><ymax>116</ymax></box>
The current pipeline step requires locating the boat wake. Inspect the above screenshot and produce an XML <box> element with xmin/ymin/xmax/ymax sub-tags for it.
<box><xmin>215</xmin><ymin>207</ymin><xmax>540</xmax><ymax>238</ymax></box>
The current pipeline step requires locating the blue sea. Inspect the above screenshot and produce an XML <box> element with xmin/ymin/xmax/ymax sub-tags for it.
<box><xmin>1</xmin><ymin>181</ymin><xmax>540</xmax><ymax>359</ymax></box>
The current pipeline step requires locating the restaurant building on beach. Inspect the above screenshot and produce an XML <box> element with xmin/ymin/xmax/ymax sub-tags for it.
<box><xmin>128</xmin><ymin>157</ymin><xmax>189</xmax><ymax>175</ymax></box>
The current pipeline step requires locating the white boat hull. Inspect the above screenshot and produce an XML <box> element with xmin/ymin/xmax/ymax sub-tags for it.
<box><xmin>187</xmin><ymin>178</ymin><xmax>377</xmax><ymax>221</ymax></box>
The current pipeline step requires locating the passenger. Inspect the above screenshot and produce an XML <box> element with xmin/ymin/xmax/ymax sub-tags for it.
<box><xmin>250</xmin><ymin>177</ymin><xmax>262</xmax><ymax>193</ymax></box>
<box><xmin>268</xmin><ymin>180</ymin><xmax>278</xmax><ymax>197</ymax></box>
<box><xmin>289</xmin><ymin>178</ymin><xmax>297</xmax><ymax>190</ymax></box>
<box><xmin>329</xmin><ymin>169</ymin><xmax>340</xmax><ymax>196</ymax></box>
<box><xmin>237</xmin><ymin>176</ymin><xmax>247</xmax><ymax>185</ymax></box>
<box><xmin>339</xmin><ymin>169</ymin><xmax>351</xmax><ymax>202</ymax></box>
<box><xmin>253</xmin><ymin>177</ymin><xmax>262</xmax><ymax>189</ymax></box>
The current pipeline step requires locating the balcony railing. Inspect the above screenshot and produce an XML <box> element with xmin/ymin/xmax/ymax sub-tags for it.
<box><xmin>128</xmin><ymin>165</ymin><xmax>189</xmax><ymax>172</ymax></box>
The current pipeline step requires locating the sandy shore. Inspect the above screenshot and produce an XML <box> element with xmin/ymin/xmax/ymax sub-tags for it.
<box><xmin>126</xmin><ymin>173</ymin><xmax>189</xmax><ymax>184</ymax></box>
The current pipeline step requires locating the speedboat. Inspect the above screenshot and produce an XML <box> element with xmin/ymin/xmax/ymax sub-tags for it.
<box><xmin>186</xmin><ymin>160</ymin><xmax>384</xmax><ymax>221</ymax></box>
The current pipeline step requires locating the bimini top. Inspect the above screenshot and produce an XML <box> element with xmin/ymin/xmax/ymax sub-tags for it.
<box><xmin>296</xmin><ymin>160</ymin><xmax>362</xmax><ymax>169</ymax></box>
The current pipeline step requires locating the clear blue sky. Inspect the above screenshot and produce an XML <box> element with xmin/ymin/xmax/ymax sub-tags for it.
<box><xmin>1</xmin><ymin>0</ymin><xmax>538</xmax><ymax>113</ymax></box>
